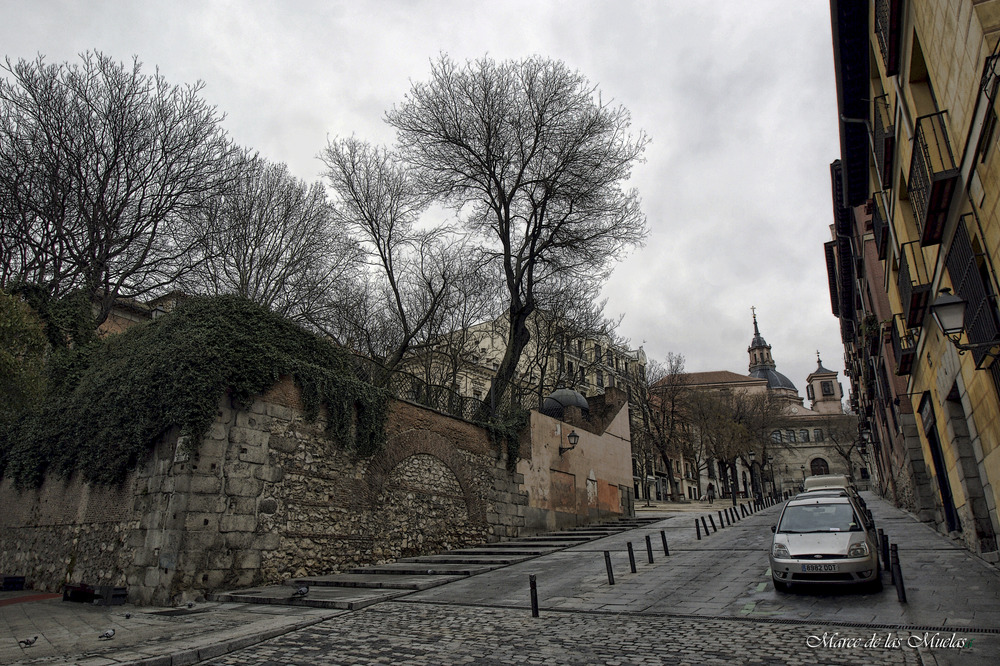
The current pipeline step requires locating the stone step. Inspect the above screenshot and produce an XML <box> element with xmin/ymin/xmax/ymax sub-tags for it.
<box><xmin>518</xmin><ymin>534</ymin><xmax>593</xmax><ymax>542</ymax></box>
<box><xmin>290</xmin><ymin>573</ymin><xmax>464</xmax><ymax>590</ymax></box>
<box><xmin>396</xmin><ymin>554</ymin><xmax>533</xmax><ymax>565</ymax></box>
<box><xmin>348</xmin><ymin>562</ymin><xmax>496</xmax><ymax>576</ymax></box>
<box><xmin>449</xmin><ymin>548</ymin><xmax>553</xmax><ymax>556</ymax></box>
<box><xmin>209</xmin><ymin>585</ymin><xmax>404</xmax><ymax>610</ymax></box>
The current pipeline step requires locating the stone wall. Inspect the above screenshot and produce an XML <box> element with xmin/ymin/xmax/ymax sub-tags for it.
<box><xmin>0</xmin><ymin>378</ymin><xmax>528</xmax><ymax>605</ymax></box>
<box><xmin>0</xmin><ymin>472</ymin><xmax>137</xmax><ymax>591</ymax></box>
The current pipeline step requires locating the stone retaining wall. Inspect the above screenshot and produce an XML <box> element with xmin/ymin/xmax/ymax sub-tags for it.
<box><xmin>0</xmin><ymin>378</ymin><xmax>528</xmax><ymax>605</ymax></box>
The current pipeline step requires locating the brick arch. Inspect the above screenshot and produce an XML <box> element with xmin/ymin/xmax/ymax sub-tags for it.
<box><xmin>364</xmin><ymin>429</ymin><xmax>487</xmax><ymax>525</ymax></box>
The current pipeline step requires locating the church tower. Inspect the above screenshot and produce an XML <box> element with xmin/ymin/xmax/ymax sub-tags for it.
<box><xmin>747</xmin><ymin>311</ymin><xmax>802</xmax><ymax>406</ymax></box>
<box><xmin>806</xmin><ymin>352</ymin><xmax>844</xmax><ymax>414</ymax></box>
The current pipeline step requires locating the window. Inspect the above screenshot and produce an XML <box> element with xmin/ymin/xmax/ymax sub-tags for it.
<box><xmin>596</xmin><ymin>371</ymin><xmax>604</xmax><ymax>388</ymax></box>
<box><xmin>810</xmin><ymin>458</ymin><xmax>830</xmax><ymax>475</ymax></box>
<box><xmin>807</xmin><ymin>385</ymin><xmax>815</xmax><ymax>401</ymax></box>
<box><xmin>786</xmin><ymin>430</ymin><xmax>797</xmax><ymax>443</ymax></box>
<box><xmin>594</xmin><ymin>344</ymin><xmax>602</xmax><ymax>362</ymax></box>
<box><xmin>813</xmin><ymin>429</ymin><xmax>824</xmax><ymax>441</ymax></box>
<box><xmin>771</xmin><ymin>431</ymin><xmax>782</xmax><ymax>443</ymax></box>
<box><xmin>799</xmin><ymin>429</ymin><xmax>810</xmax><ymax>443</ymax></box>
<box><xmin>822</xmin><ymin>381</ymin><xmax>835</xmax><ymax>396</ymax></box>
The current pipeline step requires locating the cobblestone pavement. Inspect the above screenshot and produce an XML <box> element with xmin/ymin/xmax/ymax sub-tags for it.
<box><xmin>203</xmin><ymin>493</ymin><xmax>1000</xmax><ymax>666</ymax></box>
<box><xmin>204</xmin><ymin>600</ymin><xmax>937</xmax><ymax>665</ymax></box>
<box><xmin>6</xmin><ymin>493</ymin><xmax>1000</xmax><ymax>665</ymax></box>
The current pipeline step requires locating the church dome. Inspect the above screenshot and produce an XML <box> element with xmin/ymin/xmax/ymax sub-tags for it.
<box><xmin>541</xmin><ymin>388</ymin><xmax>589</xmax><ymax>418</ymax></box>
<box><xmin>750</xmin><ymin>367</ymin><xmax>798</xmax><ymax>391</ymax></box>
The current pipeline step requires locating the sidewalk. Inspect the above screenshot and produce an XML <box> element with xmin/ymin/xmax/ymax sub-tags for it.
<box><xmin>0</xmin><ymin>592</ymin><xmax>341</xmax><ymax>665</ymax></box>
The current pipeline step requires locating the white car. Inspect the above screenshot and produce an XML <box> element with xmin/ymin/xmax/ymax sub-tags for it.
<box><xmin>769</xmin><ymin>494</ymin><xmax>881</xmax><ymax>592</ymax></box>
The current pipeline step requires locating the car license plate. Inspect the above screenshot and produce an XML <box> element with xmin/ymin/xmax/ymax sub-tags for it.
<box><xmin>802</xmin><ymin>563</ymin><xmax>838</xmax><ymax>572</ymax></box>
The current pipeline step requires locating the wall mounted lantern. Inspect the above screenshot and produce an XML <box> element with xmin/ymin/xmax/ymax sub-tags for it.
<box><xmin>559</xmin><ymin>430</ymin><xmax>580</xmax><ymax>455</ymax></box>
<box><xmin>929</xmin><ymin>288</ymin><xmax>1000</xmax><ymax>361</ymax></box>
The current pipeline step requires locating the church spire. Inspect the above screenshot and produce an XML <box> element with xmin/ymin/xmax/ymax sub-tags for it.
<box><xmin>748</xmin><ymin>308</ymin><xmax>775</xmax><ymax>373</ymax></box>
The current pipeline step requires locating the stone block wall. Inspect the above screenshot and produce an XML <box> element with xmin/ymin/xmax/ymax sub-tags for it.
<box><xmin>1</xmin><ymin>377</ymin><xmax>529</xmax><ymax>605</ymax></box>
<box><xmin>0</xmin><ymin>473</ymin><xmax>137</xmax><ymax>592</ymax></box>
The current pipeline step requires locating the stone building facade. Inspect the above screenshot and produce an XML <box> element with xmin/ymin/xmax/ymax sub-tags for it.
<box><xmin>828</xmin><ymin>0</ymin><xmax>1000</xmax><ymax>563</ymax></box>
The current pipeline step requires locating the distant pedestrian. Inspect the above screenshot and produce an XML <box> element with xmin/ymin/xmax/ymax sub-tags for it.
<box><xmin>707</xmin><ymin>483</ymin><xmax>716</xmax><ymax>504</ymax></box>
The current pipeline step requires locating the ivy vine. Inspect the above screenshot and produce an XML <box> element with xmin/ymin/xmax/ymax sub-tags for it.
<box><xmin>0</xmin><ymin>295</ymin><xmax>388</xmax><ymax>487</ymax></box>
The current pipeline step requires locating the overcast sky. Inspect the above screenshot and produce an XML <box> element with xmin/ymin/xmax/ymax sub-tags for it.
<box><xmin>3</xmin><ymin>0</ymin><xmax>845</xmax><ymax>399</ymax></box>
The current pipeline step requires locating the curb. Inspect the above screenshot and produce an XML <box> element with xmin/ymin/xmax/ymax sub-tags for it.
<box><xmin>122</xmin><ymin>613</ymin><xmax>338</xmax><ymax>666</ymax></box>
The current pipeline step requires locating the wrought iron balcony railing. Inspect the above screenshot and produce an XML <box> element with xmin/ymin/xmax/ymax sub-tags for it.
<box><xmin>946</xmin><ymin>214</ymin><xmax>1000</xmax><ymax>369</ymax></box>
<box><xmin>872</xmin><ymin>95</ymin><xmax>895</xmax><ymax>187</ymax></box>
<box><xmin>870</xmin><ymin>194</ymin><xmax>889</xmax><ymax>260</ymax></box>
<box><xmin>898</xmin><ymin>241</ymin><xmax>932</xmax><ymax>328</ymax></box>
<box><xmin>908</xmin><ymin>112</ymin><xmax>959</xmax><ymax>246</ymax></box>
<box><xmin>890</xmin><ymin>313</ymin><xmax>916</xmax><ymax>375</ymax></box>
<box><xmin>875</xmin><ymin>0</ymin><xmax>902</xmax><ymax>76</ymax></box>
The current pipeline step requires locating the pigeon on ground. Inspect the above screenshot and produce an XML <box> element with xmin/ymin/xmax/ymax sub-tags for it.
<box><xmin>292</xmin><ymin>585</ymin><xmax>309</xmax><ymax>597</ymax></box>
<box><xmin>124</xmin><ymin>612</ymin><xmax>131</xmax><ymax>619</ymax></box>
<box><xmin>98</xmin><ymin>629</ymin><xmax>115</xmax><ymax>640</ymax></box>
<box><xmin>18</xmin><ymin>636</ymin><xmax>37</xmax><ymax>647</ymax></box>
<box><xmin>186</xmin><ymin>601</ymin><xmax>194</xmax><ymax>608</ymax></box>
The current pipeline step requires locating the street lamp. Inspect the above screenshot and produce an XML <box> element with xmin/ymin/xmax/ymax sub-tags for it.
<box><xmin>930</xmin><ymin>289</ymin><xmax>1000</xmax><ymax>360</ymax></box>
<box><xmin>559</xmin><ymin>430</ymin><xmax>580</xmax><ymax>455</ymax></box>
<box><xmin>748</xmin><ymin>450</ymin><xmax>760</xmax><ymax>502</ymax></box>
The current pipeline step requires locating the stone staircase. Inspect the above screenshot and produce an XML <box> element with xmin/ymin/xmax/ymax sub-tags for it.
<box><xmin>209</xmin><ymin>516</ymin><xmax>661</xmax><ymax>610</ymax></box>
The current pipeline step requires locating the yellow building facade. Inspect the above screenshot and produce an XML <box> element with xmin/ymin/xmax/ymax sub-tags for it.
<box><xmin>829</xmin><ymin>0</ymin><xmax>1000</xmax><ymax>562</ymax></box>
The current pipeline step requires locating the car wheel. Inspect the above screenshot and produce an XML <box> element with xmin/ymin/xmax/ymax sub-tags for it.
<box><xmin>773</xmin><ymin>578</ymin><xmax>789</xmax><ymax>592</ymax></box>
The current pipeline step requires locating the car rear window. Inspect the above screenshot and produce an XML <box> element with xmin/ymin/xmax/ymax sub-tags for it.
<box><xmin>778</xmin><ymin>503</ymin><xmax>861</xmax><ymax>533</ymax></box>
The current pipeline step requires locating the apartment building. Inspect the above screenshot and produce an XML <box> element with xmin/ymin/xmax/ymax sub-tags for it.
<box><xmin>828</xmin><ymin>0</ymin><xmax>1000</xmax><ymax>562</ymax></box>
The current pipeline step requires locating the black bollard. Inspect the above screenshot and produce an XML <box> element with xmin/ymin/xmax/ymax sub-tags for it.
<box><xmin>604</xmin><ymin>551</ymin><xmax>615</xmax><ymax>585</ymax></box>
<box><xmin>529</xmin><ymin>574</ymin><xmax>539</xmax><ymax>617</ymax></box>
<box><xmin>708</xmin><ymin>515</ymin><xmax>717</xmax><ymax>532</ymax></box>
<box><xmin>701</xmin><ymin>516</ymin><xmax>710</xmax><ymax>535</ymax></box>
<box><xmin>645</xmin><ymin>534</ymin><xmax>654</xmax><ymax>563</ymax></box>
<box><xmin>878</xmin><ymin>529</ymin><xmax>889</xmax><ymax>572</ymax></box>
<box><xmin>890</xmin><ymin>544</ymin><xmax>906</xmax><ymax>603</ymax></box>
<box><xmin>660</xmin><ymin>530</ymin><xmax>670</xmax><ymax>556</ymax></box>
<box><xmin>627</xmin><ymin>542</ymin><xmax>637</xmax><ymax>573</ymax></box>
<box><xmin>696</xmin><ymin>518</ymin><xmax>702</xmax><ymax>540</ymax></box>
<box><xmin>718</xmin><ymin>510</ymin><xmax>726</xmax><ymax>528</ymax></box>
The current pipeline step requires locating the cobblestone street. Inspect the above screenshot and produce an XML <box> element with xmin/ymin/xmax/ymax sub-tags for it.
<box><xmin>5</xmin><ymin>493</ymin><xmax>1000</xmax><ymax>665</ymax></box>
<box><xmin>202</xmin><ymin>493</ymin><xmax>1000</xmax><ymax>666</ymax></box>
<box><xmin>205</xmin><ymin>601</ymin><xmax>930</xmax><ymax>666</ymax></box>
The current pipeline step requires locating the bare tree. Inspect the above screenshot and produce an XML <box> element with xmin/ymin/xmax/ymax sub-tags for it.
<box><xmin>321</xmin><ymin>136</ymin><xmax>462</xmax><ymax>375</ymax></box>
<box><xmin>386</xmin><ymin>55</ymin><xmax>648</xmax><ymax>414</ymax></box>
<box><xmin>820</xmin><ymin>414</ymin><xmax>863</xmax><ymax>478</ymax></box>
<box><xmin>0</xmin><ymin>52</ymin><xmax>234</xmax><ymax>328</ymax></box>
<box><xmin>631</xmin><ymin>354</ymin><xmax>689</xmax><ymax>501</ymax></box>
<box><xmin>687</xmin><ymin>388</ymin><xmax>783</xmax><ymax>505</ymax></box>
<box><xmin>181</xmin><ymin>155</ymin><xmax>361</xmax><ymax>325</ymax></box>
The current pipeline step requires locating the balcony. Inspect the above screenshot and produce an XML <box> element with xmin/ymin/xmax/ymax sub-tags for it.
<box><xmin>890</xmin><ymin>313</ymin><xmax>916</xmax><ymax>375</ymax></box>
<box><xmin>872</xmin><ymin>95</ymin><xmax>895</xmax><ymax>187</ymax></box>
<box><xmin>946</xmin><ymin>214</ymin><xmax>1000</xmax><ymax>369</ymax></box>
<box><xmin>908</xmin><ymin>112</ymin><xmax>959</xmax><ymax>246</ymax></box>
<box><xmin>898</xmin><ymin>241</ymin><xmax>932</xmax><ymax>328</ymax></box>
<box><xmin>875</xmin><ymin>0</ymin><xmax>902</xmax><ymax>76</ymax></box>
<box><xmin>870</xmin><ymin>195</ymin><xmax>889</xmax><ymax>260</ymax></box>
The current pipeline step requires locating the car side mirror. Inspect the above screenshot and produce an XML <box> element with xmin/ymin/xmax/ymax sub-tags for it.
<box><xmin>771</xmin><ymin>525</ymin><xmax>776</xmax><ymax>533</ymax></box>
